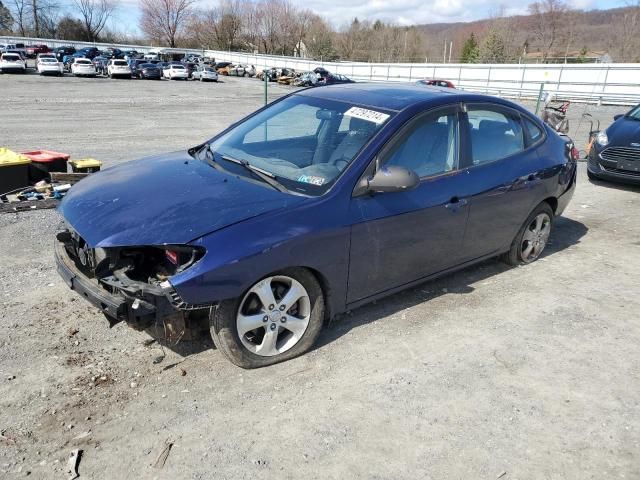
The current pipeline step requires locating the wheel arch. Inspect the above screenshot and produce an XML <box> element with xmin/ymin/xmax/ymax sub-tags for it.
<box><xmin>542</xmin><ymin>196</ymin><xmax>558</xmax><ymax>215</ymax></box>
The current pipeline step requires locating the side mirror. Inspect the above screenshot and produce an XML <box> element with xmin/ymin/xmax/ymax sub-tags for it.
<box><xmin>614</xmin><ymin>114</ymin><xmax>623</xmax><ymax>121</ymax></box>
<box><xmin>355</xmin><ymin>165</ymin><xmax>420</xmax><ymax>196</ymax></box>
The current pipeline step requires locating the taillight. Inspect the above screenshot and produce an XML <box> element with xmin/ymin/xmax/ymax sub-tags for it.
<box><xmin>571</xmin><ymin>146</ymin><xmax>579</xmax><ymax>160</ymax></box>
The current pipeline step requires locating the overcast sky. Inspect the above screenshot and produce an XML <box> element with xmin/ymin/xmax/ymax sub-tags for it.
<box><xmin>108</xmin><ymin>0</ymin><xmax>622</xmax><ymax>36</ymax></box>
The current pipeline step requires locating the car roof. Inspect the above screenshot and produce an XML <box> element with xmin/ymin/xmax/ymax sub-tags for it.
<box><xmin>296</xmin><ymin>82</ymin><xmax>522</xmax><ymax>113</ymax></box>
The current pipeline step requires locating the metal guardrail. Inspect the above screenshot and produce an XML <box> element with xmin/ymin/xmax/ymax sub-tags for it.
<box><xmin>2</xmin><ymin>35</ymin><xmax>640</xmax><ymax>105</ymax></box>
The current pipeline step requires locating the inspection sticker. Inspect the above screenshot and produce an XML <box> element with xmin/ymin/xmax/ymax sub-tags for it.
<box><xmin>344</xmin><ymin>106</ymin><xmax>390</xmax><ymax>125</ymax></box>
<box><xmin>298</xmin><ymin>175</ymin><xmax>325</xmax><ymax>186</ymax></box>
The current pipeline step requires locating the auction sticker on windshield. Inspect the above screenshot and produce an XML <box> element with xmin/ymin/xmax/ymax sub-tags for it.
<box><xmin>344</xmin><ymin>107</ymin><xmax>390</xmax><ymax>125</ymax></box>
<box><xmin>298</xmin><ymin>175</ymin><xmax>325</xmax><ymax>186</ymax></box>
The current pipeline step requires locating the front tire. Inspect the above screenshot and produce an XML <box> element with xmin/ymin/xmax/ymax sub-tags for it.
<box><xmin>502</xmin><ymin>202</ymin><xmax>554</xmax><ymax>266</ymax></box>
<box><xmin>210</xmin><ymin>268</ymin><xmax>325</xmax><ymax>368</ymax></box>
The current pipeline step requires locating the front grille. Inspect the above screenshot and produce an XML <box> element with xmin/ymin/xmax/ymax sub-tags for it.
<box><xmin>600</xmin><ymin>146</ymin><xmax>640</xmax><ymax>163</ymax></box>
<box><xmin>601</xmin><ymin>165</ymin><xmax>640</xmax><ymax>177</ymax></box>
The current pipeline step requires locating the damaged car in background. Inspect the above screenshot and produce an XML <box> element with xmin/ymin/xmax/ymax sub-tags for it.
<box><xmin>56</xmin><ymin>83</ymin><xmax>577</xmax><ymax>368</ymax></box>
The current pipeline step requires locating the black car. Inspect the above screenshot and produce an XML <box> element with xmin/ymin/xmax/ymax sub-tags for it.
<box><xmin>588</xmin><ymin>104</ymin><xmax>640</xmax><ymax>185</ymax></box>
<box><xmin>138</xmin><ymin>63</ymin><xmax>162</xmax><ymax>79</ymax></box>
<box><xmin>128</xmin><ymin>59</ymin><xmax>147</xmax><ymax>77</ymax></box>
<box><xmin>53</xmin><ymin>47</ymin><xmax>76</xmax><ymax>62</ymax></box>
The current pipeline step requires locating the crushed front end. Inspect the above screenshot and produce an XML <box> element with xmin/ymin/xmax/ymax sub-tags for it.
<box><xmin>54</xmin><ymin>227</ymin><xmax>213</xmax><ymax>334</ymax></box>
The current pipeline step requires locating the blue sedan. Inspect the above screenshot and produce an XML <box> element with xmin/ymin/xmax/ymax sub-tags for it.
<box><xmin>588</xmin><ymin>104</ymin><xmax>640</xmax><ymax>185</ymax></box>
<box><xmin>55</xmin><ymin>84</ymin><xmax>577</xmax><ymax>368</ymax></box>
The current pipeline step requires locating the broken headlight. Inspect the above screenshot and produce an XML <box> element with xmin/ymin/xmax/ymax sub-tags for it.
<box><xmin>114</xmin><ymin>245</ymin><xmax>205</xmax><ymax>285</ymax></box>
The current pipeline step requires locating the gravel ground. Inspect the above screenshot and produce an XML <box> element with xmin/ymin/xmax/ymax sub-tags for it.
<box><xmin>0</xmin><ymin>71</ymin><xmax>639</xmax><ymax>479</ymax></box>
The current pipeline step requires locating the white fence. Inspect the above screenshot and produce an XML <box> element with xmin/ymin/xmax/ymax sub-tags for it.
<box><xmin>3</xmin><ymin>35</ymin><xmax>640</xmax><ymax>105</ymax></box>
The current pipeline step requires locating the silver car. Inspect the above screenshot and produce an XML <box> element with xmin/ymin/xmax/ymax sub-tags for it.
<box><xmin>192</xmin><ymin>66</ymin><xmax>219</xmax><ymax>82</ymax></box>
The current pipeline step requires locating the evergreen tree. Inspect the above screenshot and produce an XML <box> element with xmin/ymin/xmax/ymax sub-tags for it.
<box><xmin>460</xmin><ymin>33</ymin><xmax>479</xmax><ymax>63</ymax></box>
<box><xmin>479</xmin><ymin>29</ymin><xmax>508</xmax><ymax>63</ymax></box>
<box><xmin>0</xmin><ymin>0</ymin><xmax>13</xmax><ymax>33</ymax></box>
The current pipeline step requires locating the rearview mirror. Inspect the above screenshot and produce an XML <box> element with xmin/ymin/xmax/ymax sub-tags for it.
<box><xmin>355</xmin><ymin>165</ymin><xmax>420</xmax><ymax>196</ymax></box>
<box><xmin>613</xmin><ymin>114</ymin><xmax>623</xmax><ymax>121</ymax></box>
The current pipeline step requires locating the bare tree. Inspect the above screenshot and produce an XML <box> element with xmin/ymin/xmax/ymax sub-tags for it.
<box><xmin>618</xmin><ymin>1</ymin><xmax>640</xmax><ymax>61</ymax></box>
<box><xmin>139</xmin><ymin>0</ymin><xmax>195</xmax><ymax>47</ymax></box>
<box><xmin>9</xmin><ymin>0</ymin><xmax>27</xmax><ymax>35</ymax></box>
<box><xmin>528</xmin><ymin>0</ymin><xmax>568</xmax><ymax>61</ymax></box>
<box><xmin>74</xmin><ymin>0</ymin><xmax>115</xmax><ymax>41</ymax></box>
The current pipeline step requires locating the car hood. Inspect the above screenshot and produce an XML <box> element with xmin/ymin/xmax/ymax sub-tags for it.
<box><xmin>59</xmin><ymin>151</ymin><xmax>307</xmax><ymax>248</ymax></box>
<box><xmin>607</xmin><ymin>117</ymin><xmax>640</xmax><ymax>145</ymax></box>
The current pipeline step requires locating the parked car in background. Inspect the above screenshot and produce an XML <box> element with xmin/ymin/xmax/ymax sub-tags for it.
<box><xmin>127</xmin><ymin>58</ymin><xmax>146</xmax><ymax>78</ymax></box>
<box><xmin>417</xmin><ymin>79</ymin><xmax>456</xmax><ymax>88</ymax></box>
<box><xmin>7</xmin><ymin>42</ymin><xmax>26</xmax><ymax>57</ymax></box>
<box><xmin>36</xmin><ymin>57</ymin><xmax>63</xmax><ymax>75</ymax></box>
<box><xmin>163</xmin><ymin>63</ymin><xmax>188</xmax><ymax>80</ymax></box>
<box><xmin>0</xmin><ymin>53</ymin><xmax>26</xmax><ymax>73</ymax></box>
<box><xmin>258</xmin><ymin>67</ymin><xmax>280</xmax><ymax>82</ymax></box>
<box><xmin>4</xmin><ymin>49</ymin><xmax>26</xmax><ymax>60</ymax></box>
<box><xmin>292</xmin><ymin>71</ymin><xmax>318</xmax><ymax>87</ymax></box>
<box><xmin>76</xmin><ymin>47</ymin><xmax>100</xmax><ymax>60</ymax></box>
<box><xmin>138</xmin><ymin>63</ymin><xmax>162</xmax><ymax>80</ymax></box>
<box><xmin>228</xmin><ymin>64</ymin><xmax>246</xmax><ymax>76</ymax></box>
<box><xmin>191</xmin><ymin>65</ymin><xmax>218</xmax><ymax>82</ymax></box>
<box><xmin>318</xmin><ymin>73</ymin><xmax>354</xmax><ymax>86</ymax></box>
<box><xmin>71</xmin><ymin>58</ymin><xmax>97</xmax><ymax>77</ymax></box>
<box><xmin>103</xmin><ymin>47</ymin><xmax>123</xmax><ymax>59</ymax></box>
<box><xmin>26</xmin><ymin>44</ymin><xmax>50</xmax><ymax>57</ymax></box>
<box><xmin>588</xmin><ymin>104</ymin><xmax>640</xmax><ymax>185</ymax></box>
<box><xmin>92</xmin><ymin>56</ymin><xmax>109</xmax><ymax>75</ymax></box>
<box><xmin>107</xmin><ymin>59</ymin><xmax>132</xmax><ymax>78</ymax></box>
<box><xmin>54</xmin><ymin>46</ymin><xmax>76</xmax><ymax>62</ymax></box>
<box><xmin>54</xmin><ymin>84</ymin><xmax>576</xmax><ymax>368</ymax></box>
<box><xmin>144</xmin><ymin>51</ymin><xmax>161</xmax><ymax>61</ymax></box>
<box><xmin>123</xmin><ymin>50</ymin><xmax>141</xmax><ymax>60</ymax></box>
<box><xmin>215</xmin><ymin>62</ymin><xmax>233</xmax><ymax>75</ymax></box>
<box><xmin>244</xmin><ymin>64</ymin><xmax>257</xmax><ymax>77</ymax></box>
<box><xmin>37</xmin><ymin>52</ymin><xmax>56</xmax><ymax>61</ymax></box>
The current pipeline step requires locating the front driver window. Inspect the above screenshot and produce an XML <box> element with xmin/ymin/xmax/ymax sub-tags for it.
<box><xmin>384</xmin><ymin>109</ymin><xmax>458</xmax><ymax>177</ymax></box>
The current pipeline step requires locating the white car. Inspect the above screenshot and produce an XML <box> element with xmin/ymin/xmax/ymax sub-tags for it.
<box><xmin>144</xmin><ymin>51</ymin><xmax>160</xmax><ymax>61</ymax></box>
<box><xmin>163</xmin><ymin>63</ymin><xmax>188</xmax><ymax>80</ymax></box>
<box><xmin>191</xmin><ymin>66</ymin><xmax>218</xmax><ymax>82</ymax></box>
<box><xmin>37</xmin><ymin>57</ymin><xmax>63</xmax><ymax>76</ymax></box>
<box><xmin>107</xmin><ymin>59</ymin><xmax>132</xmax><ymax>78</ymax></box>
<box><xmin>37</xmin><ymin>52</ymin><xmax>57</xmax><ymax>60</ymax></box>
<box><xmin>71</xmin><ymin>58</ymin><xmax>97</xmax><ymax>77</ymax></box>
<box><xmin>0</xmin><ymin>53</ymin><xmax>26</xmax><ymax>73</ymax></box>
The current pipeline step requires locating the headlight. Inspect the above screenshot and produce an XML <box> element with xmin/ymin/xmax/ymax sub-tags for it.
<box><xmin>596</xmin><ymin>131</ymin><xmax>609</xmax><ymax>146</ymax></box>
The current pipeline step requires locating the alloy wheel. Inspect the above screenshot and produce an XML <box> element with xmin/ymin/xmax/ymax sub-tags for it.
<box><xmin>521</xmin><ymin>213</ymin><xmax>551</xmax><ymax>262</ymax></box>
<box><xmin>236</xmin><ymin>275</ymin><xmax>311</xmax><ymax>357</ymax></box>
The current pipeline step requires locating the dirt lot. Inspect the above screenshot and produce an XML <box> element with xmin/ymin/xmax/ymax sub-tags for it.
<box><xmin>1</xmin><ymin>72</ymin><xmax>639</xmax><ymax>479</ymax></box>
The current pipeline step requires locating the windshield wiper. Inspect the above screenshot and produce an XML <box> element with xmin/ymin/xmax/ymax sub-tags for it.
<box><xmin>220</xmin><ymin>155</ymin><xmax>288</xmax><ymax>193</ymax></box>
<box><xmin>197</xmin><ymin>143</ymin><xmax>223</xmax><ymax>171</ymax></box>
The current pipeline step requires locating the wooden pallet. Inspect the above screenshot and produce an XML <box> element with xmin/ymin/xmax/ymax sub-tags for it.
<box><xmin>0</xmin><ymin>197</ymin><xmax>59</xmax><ymax>214</ymax></box>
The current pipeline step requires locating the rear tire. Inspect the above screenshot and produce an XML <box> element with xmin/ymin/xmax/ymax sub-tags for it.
<box><xmin>210</xmin><ymin>268</ymin><xmax>325</xmax><ymax>368</ymax></box>
<box><xmin>501</xmin><ymin>202</ymin><xmax>554</xmax><ymax>266</ymax></box>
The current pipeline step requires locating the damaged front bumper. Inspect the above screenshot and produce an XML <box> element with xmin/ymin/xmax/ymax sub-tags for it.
<box><xmin>54</xmin><ymin>234</ymin><xmax>210</xmax><ymax>330</ymax></box>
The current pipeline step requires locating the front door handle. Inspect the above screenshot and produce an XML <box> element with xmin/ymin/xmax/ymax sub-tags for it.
<box><xmin>445</xmin><ymin>197</ymin><xmax>468</xmax><ymax>210</ymax></box>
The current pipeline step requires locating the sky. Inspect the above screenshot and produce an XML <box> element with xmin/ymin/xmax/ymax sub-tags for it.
<box><xmin>99</xmin><ymin>0</ymin><xmax>625</xmax><ymax>37</ymax></box>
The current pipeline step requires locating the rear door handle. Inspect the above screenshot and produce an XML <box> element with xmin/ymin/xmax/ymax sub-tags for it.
<box><xmin>445</xmin><ymin>197</ymin><xmax>468</xmax><ymax>210</ymax></box>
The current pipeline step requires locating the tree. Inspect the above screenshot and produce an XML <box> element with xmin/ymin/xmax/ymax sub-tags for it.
<box><xmin>0</xmin><ymin>0</ymin><xmax>13</xmax><ymax>32</ymax></box>
<box><xmin>528</xmin><ymin>0</ymin><xmax>568</xmax><ymax>61</ymax></box>
<box><xmin>479</xmin><ymin>28</ymin><xmax>507</xmax><ymax>63</ymax></box>
<box><xmin>74</xmin><ymin>0</ymin><xmax>116</xmax><ymax>41</ymax></box>
<box><xmin>139</xmin><ymin>0</ymin><xmax>195</xmax><ymax>47</ymax></box>
<box><xmin>57</xmin><ymin>14</ymin><xmax>90</xmax><ymax>40</ymax></box>
<box><xmin>460</xmin><ymin>33</ymin><xmax>479</xmax><ymax>63</ymax></box>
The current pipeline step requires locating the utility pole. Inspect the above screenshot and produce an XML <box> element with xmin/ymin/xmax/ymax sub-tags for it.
<box><xmin>443</xmin><ymin>40</ymin><xmax>447</xmax><ymax>63</ymax></box>
<box><xmin>448</xmin><ymin>41</ymin><xmax>453</xmax><ymax>63</ymax></box>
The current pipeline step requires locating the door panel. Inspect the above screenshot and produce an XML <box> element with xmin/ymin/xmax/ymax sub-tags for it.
<box><xmin>348</xmin><ymin>173</ymin><xmax>470</xmax><ymax>303</ymax></box>
<box><xmin>460</xmin><ymin>105</ymin><xmax>544</xmax><ymax>258</ymax></box>
<box><xmin>346</xmin><ymin>106</ymin><xmax>469</xmax><ymax>304</ymax></box>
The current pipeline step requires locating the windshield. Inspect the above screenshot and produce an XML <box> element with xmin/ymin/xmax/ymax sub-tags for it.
<box><xmin>206</xmin><ymin>95</ymin><xmax>393</xmax><ymax>195</ymax></box>
<box><xmin>172</xmin><ymin>65</ymin><xmax>184</xmax><ymax>69</ymax></box>
<box><xmin>41</xmin><ymin>58</ymin><xmax>56</xmax><ymax>63</ymax></box>
<box><xmin>114</xmin><ymin>60</ymin><xmax>127</xmax><ymax>66</ymax></box>
<box><xmin>77</xmin><ymin>60</ymin><xmax>91</xmax><ymax>64</ymax></box>
<box><xmin>3</xmin><ymin>55</ymin><xmax>20</xmax><ymax>61</ymax></box>
<box><xmin>627</xmin><ymin>105</ymin><xmax>640</xmax><ymax>120</ymax></box>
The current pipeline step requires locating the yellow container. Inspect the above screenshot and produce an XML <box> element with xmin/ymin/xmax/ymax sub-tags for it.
<box><xmin>69</xmin><ymin>158</ymin><xmax>102</xmax><ymax>173</ymax></box>
<box><xmin>0</xmin><ymin>148</ymin><xmax>31</xmax><ymax>167</ymax></box>
<box><xmin>0</xmin><ymin>148</ymin><xmax>31</xmax><ymax>195</ymax></box>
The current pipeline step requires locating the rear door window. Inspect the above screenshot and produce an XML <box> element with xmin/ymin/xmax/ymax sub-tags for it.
<box><xmin>466</xmin><ymin>106</ymin><xmax>524</xmax><ymax>166</ymax></box>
